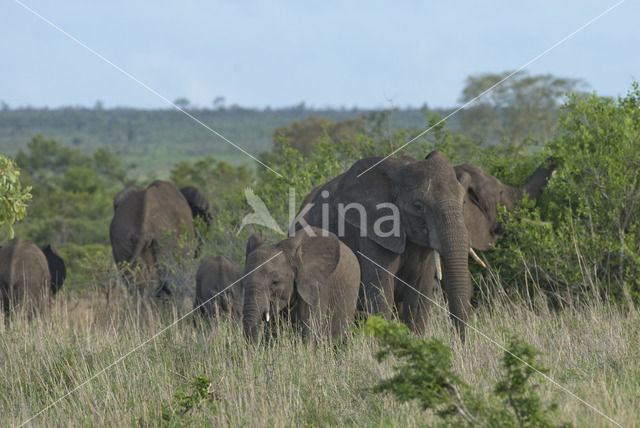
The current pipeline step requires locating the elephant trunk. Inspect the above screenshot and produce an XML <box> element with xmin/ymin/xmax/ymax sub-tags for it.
<box><xmin>438</xmin><ymin>203</ymin><xmax>472</xmax><ymax>340</ymax></box>
<box><xmin>242</xmin><ymin>282</ymin><xmax>265</xmax><ymax>340</ymax></box>
<box><xmin>519</xmin><ymin>157</ymin><xmax>557</xmax><ymax>200</ymax></box>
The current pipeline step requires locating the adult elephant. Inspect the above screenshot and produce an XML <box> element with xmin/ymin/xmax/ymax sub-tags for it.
<box><xmin>0</xmin><ymin>238</ymin><xmax>66</xmax><ymax>318</ymax></box>
<box><xmin>242</xmin><ymin>226</ymin><xmax>360</xmax><ymax>341</ymax></box>
<box><xmin>110</xmin><ymin>180</ymin><xmax>212</xmax><ymax>294</ymax></box>
<box><xmin>299</xmin><ymin>151</ymin><xmax>555</xmax><ymax>338</ymax></box>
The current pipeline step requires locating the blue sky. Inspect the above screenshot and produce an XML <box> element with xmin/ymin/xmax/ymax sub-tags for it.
<box><xmin>1</xmin><ymin>1</ymin><xmax>637</xmax><ymax>109</ymax></box>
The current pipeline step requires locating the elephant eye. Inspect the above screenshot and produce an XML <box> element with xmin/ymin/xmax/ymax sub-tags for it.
<box><xmin>271</xmin><ymin>280</ymin><xmax>279</xmax><ymax>288</ymax></box>
<box><xmin>413</xmin><ymin>201</ymin><xmax>424</xmax><ymax>212</ymax></box>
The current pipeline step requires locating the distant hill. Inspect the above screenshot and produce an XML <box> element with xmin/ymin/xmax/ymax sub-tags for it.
<box><xmin>0</xmin><ymin>106</ymin><xmax>440</xmax><ymax>175</ymax></box>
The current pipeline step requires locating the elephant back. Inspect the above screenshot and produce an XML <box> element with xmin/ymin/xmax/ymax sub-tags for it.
<box><xmin>0</xmin><ymin>238</ymin><xmax>51</xmax><ymax>315</ymax></box>
<box><xmin>144</xmin><ymin>181</ymin><xmax>194</xmax><ymax>236</ymax></box>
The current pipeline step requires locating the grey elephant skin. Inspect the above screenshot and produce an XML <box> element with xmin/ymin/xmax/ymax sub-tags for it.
<box><xmin>300</xmin><ymin>151</ymin><xmax>555</xmax><ymax>339</ymax></box>
<box><xmin>0</xmin><ymin>238</ymin><xmax>66</xmax><ymax>318</ymax></box>
<box><xmin>194</xmin><ymin>234</ymin><xmax>264</xmax><ymax>325</ymax></box>
<box><xmin>242</xmin><ymin>226</ymin><xmax>361</xmax><ymax>341</ymax></box>
<box><xmin>194</xmin><ymin>256</ymin><xmax>244</xmax><ymax>324</ymax></box>
<box><xmin>110</xmin><ymin>180</ymin><xmax>212</xmax><ymax>292</ymax></box>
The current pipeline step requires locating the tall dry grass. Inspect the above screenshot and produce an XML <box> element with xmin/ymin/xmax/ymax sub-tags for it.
<box><xmin>1</xmin><ymin>264</ymin><xmax>638</xmax><ymax>427</ymax></box>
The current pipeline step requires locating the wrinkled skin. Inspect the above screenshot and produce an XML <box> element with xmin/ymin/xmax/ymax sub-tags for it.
<box><xmin>300</xmin><ymin>151</ymin><xmax>555</xmax><ymax>339</ymax></box>
<box><xmin>194</xmin><ymin>233</ymin><xmax>264</xmax><ymax>326</ymax></box>
<box><xmin>455</xmin><ymin>159</ymin><xmax>556</xmax><ymax>250</ymax></box>
<box><xmin>110</xmin><ymin>180</ymin><xmax>212</xmax><ymax>294</ymax></box>
<box><xmin>180</xmin><ymin>186</ymin><xmax>214</xmax><ymax>226</ymax></box>
<box><xmin>242</xmin><ymin>227</ymin><xmax>360</xmax><ymax>341</ymax></box>
<box><xmin>0</xmin><ymin>238</ymin><xmax>66</xmax><ymax>318</ymax></box>
<box><xmin>194</xmin><ymin>256</ymin><xmax>244</xmax><ymax>324</ymax></box>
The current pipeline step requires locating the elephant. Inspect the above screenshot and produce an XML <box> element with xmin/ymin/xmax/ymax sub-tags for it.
<box><xmin>109</xmin><ymin>180</ymin><xmax>212</xmax><ymax>295</ymax></box>
<box><xmin>194</xmin><ymin>256</ymin><xmax>243</xmax><ymax>324</ymax></box>
<box><xmin>298</xmin><ymin>151</ymin><xmax>555</xmax><ymax>339</ymax></box>
<box><xmin>193</xmin><ymin>234</ymin><xmax>264</xmax><ymax>325</ymax></box>
<box><xmin>242</xmin><ymin>226</ymin><xmax>361</xmax><ymax>341</ymax></box>
<box><xmin>0</xmin><ymin>238</ymin><xmax>66</xmax><ymax>318</ymax></box>
<box><xmin>180</xmin><ymin>186</ymin><xmax>214</xmax><ymax>226</ymax></box>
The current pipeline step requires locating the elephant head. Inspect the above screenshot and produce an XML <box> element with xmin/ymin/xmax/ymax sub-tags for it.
<box><xmin>180</xmin><ymin>186</ymin><xmax>214</xmax><ymax>225</ymax></box>
<box><xmin>455</xmin><ymin>157</ymin><xmax>556</xmax><ymax>250</ymax></box>
<box><xmin>40</xmin><ymin>244</ymin><xmax>66</xmax><ymax>295</ymax></box>
<box><xmin>242</xmin><ymin>227</ymin><xmax>352</xmax><ymax>340</ymax></box>
<box><xmin>333</xmin><ymin>150</ymin><xmax>472</xmax><ymax>333</ymax></box>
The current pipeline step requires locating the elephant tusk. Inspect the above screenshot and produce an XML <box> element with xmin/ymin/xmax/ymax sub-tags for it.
<box><xmin>265</xmin><ymin>311</ymin><xmax>270</xmax><ymax>323</ymax></box>
<box><xmin>434</xmin><ymin>251</ymin><xmax>443</xmax><ymax>281</ymax></box>
<box><xmin>469</xmin><ymin>248</ymin><xmax>486</xmax><ymax>268</ymax></box>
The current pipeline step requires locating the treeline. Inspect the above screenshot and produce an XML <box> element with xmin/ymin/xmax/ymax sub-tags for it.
<box><xmin>0</xmin><ymin>72</ymin><xmax>584</xmax><ymax>176</ymax></box>
<box><xmin>0</xmin><ymin>104</ymin><xmax>429</xmax><ymax>175</ymax></box>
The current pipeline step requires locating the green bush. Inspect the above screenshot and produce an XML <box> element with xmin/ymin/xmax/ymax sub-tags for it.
<box><xmin>161</xmin><ymin>374</ymin><xmax>218</xmax><ymax>425</ymax></box>
<box><xmin>366</xmin><ymin>316</ymin><xmax>571</xmax><ymax>427</ymax></box>
<box><xmin>490</xmin><ymin>83</ymin><xmax>640</xmax><ymax>303</ymax></box>
<box><xmin>0</xmin><ymin>154</ymin><xmax>31</xmax><ymax>239</ymax></box>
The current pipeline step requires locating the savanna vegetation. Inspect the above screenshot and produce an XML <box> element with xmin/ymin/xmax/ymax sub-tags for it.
<box><xmin>1</xmin><ymin>73</ymin><xmax>639</xmax><ymax>426</ymax></box>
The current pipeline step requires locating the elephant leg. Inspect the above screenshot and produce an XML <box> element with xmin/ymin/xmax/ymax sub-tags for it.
<box><xmin>357</xmin><ymin>244</ymin><xmax>400</xmax><ymax>318</ymax></box>
<box><xmin>399</xmin><ymin>251</ymin><xmax>436</xmax><ymax>334</ymax></box>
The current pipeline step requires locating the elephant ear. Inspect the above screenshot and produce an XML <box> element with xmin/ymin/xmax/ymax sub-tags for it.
<box><xmin>293</xmin><ymin>233</ymin><xmax>341</xmax><ymax>307</ymax></box>
<box><xmin>113</xmin><ymin>186</ymin><xmax>143</xmax><ymax>211</ymax></box>
<box><xmin>456</xmin><ymin>165</ymin><xmax>508</xmax><ymax>250</ymax></box>
<box><xmin>180</xmin><ymin>186</ymin><xmax>213</xmax><ymax>225</ymax></box>
<box><xmin>41</xmin><ymin>244</ymin><xmax>66</xmax><ymax>294</ymax></box>
<box><xmin>245</xmin><ymin>233</ymin><xmax>264</xmax><ymax>259</ymax></box>
<box><xmin>333</xmin><ymin>157</ymin><xmax>408</xmax><ymax>253</ymax></box>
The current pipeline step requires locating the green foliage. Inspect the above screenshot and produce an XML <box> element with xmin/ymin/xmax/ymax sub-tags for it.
<box><xmin>364</xmin><ymin>316</ymin><xmax>466</xmax><ymax>419</ymax></box>
<box><xmin>366</xmin><ymin>316</ymin><xmax>571</xmax><ymax>427</ymax></box>
<box><xmin>57</xmin><ymin>242</ymin><xmax>112</xmax><ymax>294</ymax></box>
<box><xmin>170</xmin><ymin>156</ymin><xmax>251</xmax><ymax>192</ymax></box>
<box><xmin>273</xmin><ymin>115</ymin><xmax>365</xmax><ymax>155</ymax></box>
<box><xmin>0</xmin><ymin>154</ymin><xmax>31</xmax><ymax>239</ymax></box>
<box><xmin>161</xmin><ymin>375</ymin><xmax>217</xmax><ymax>424</ymax></box>
<box><xmin>170</xmin><ymin>156</ymin><xmax>254</xmax><ymax>264</ymax></box>
<box><xmin>13</xmin><ymin>135</ymin><xmax>130</xmax><ymax>246</ymax></box>
<box><xmin>491</xmin><ymin>83</ymin><xmax>640</xmax><ymax>303</ymax></box>
<box><xmin>8</xmin><ymin>136</ymin><xmax>132</xmax><ymax>290</ymax></box>
<box><xmin>458</xmin><ymin>71</ymin><xmax>586</xmax><ymax>145</ymax></box>
<box><xmin>0</xmin><ymin>106</ymin><xmax>431</xmax><ymax>175</ymax></box>
<box><xmin>491</xmin><ymin>337</ymin><xmax>568</xmax><ymax>428</ymax></box>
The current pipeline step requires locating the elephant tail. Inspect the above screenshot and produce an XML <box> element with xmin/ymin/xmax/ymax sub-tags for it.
<box><xmin>128</xmin><ymin>235</ymin><xmax>147</xmax><ymax>269</ymax></box>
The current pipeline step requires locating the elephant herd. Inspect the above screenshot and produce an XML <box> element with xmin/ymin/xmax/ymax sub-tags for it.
<box><xmin>195</xmin><ymin>150</ymin><xmax>555</xmax><ymax>341</ymax></box>
<box><xmin>1</xmin><ymin>150</ymin><xmax>555</xmax><ymax>342</ymax></box>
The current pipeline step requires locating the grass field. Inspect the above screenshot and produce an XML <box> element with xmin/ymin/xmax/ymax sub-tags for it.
<box><xmin>1</xmin><ymin>271</ymin><xmax>637</xmax><ymax>427</ymax></box>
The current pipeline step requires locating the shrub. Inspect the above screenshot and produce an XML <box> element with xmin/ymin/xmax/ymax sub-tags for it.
<box><xmin>0</xmin><ymin>154</ymin><xmax>31</xmax><ymax>239</ymax></box>
<box><xmin>490</xmin><ymin>83</ymin><xmax>640</xmax><ymax>303</ymax></box>
<box><xmin>366</xmin><ymin>316</ymin><xmax>571</xmax><ymax>427</ymax></box>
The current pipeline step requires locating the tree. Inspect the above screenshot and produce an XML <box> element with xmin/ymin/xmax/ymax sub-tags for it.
<box><xmin>273</xmin><ymin>115</ymin><xmax>365</xmax><ymax>156</ymax></box>
<box><xmin>457</xmin><ymin>71</ymin><xmax>587</xmax><ymax>145</ymax></box>
<box><xmin>0</xmin><ymin>155</ymin><xmax>32</xmax><ymax>239</ymax></box>
<box><xmin>173</xmin><ymin>97</ymin><xmax>191</xmax><ymax>109</ymax></box>
<box><xmin>490</xmin><ymin>82</ymin><xmax>640</xmax><ymax>303</ymax></box>
<box><xmin>212</xmin><ymin>96</ymin><xmax>226</xmax><ymax>110</ymax></box>
<box><xmin>13</xmin><ymin>136</ymin><xmax>129</xmax><ymax>246</ymax></box>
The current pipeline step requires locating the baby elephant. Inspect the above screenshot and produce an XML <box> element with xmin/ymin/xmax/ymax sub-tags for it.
<box><xmin>194</xmin><ymin>256</ymin><xmax>244</xmax><ymax>324</ymax></box>
<box><xmin>193</xmin><ymin>234</ymin><xmax>264</xmax><ymax>325</ymax></box>
<box><xmin>0</xmin><ymin>238</ymin><xmax>66</xmax><ymax>318</ymax></box>
<box><xmin>242</xmin><ymin>226</ymin><xmax>360</xmax><ymax>340</ymax></box>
